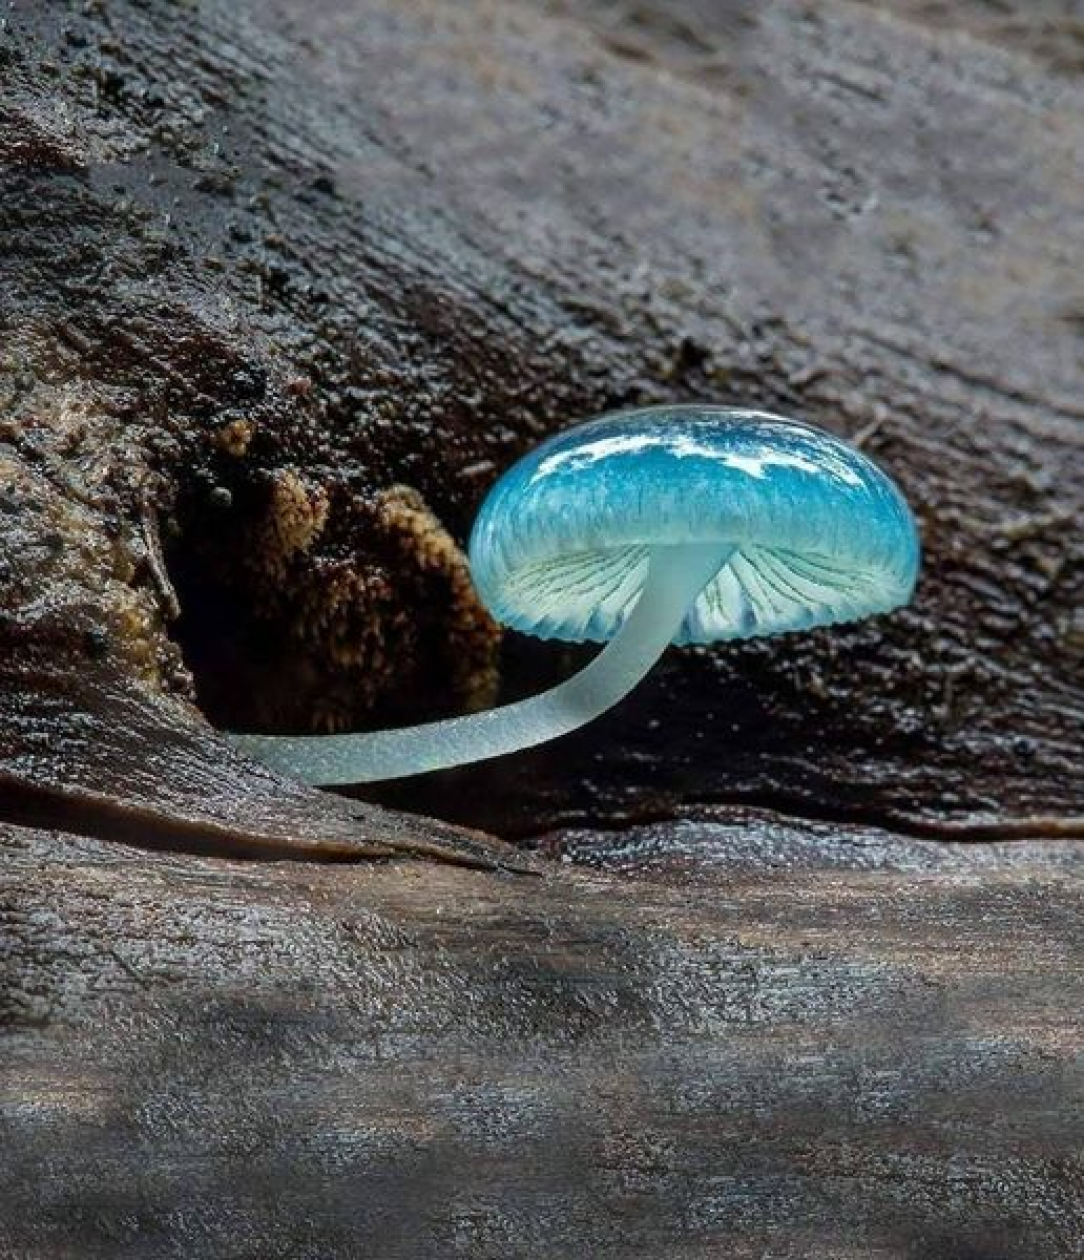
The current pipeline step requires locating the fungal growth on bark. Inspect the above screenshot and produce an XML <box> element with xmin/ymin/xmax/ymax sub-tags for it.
<box><xmin>233</xmin><ymin>406</ymin><xmax>921</xmax><ymax>785</ymax></box>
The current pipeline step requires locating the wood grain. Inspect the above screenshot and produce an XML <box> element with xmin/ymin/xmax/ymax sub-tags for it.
<box><xmin>0</xmin><ymin>1</ymin><xmax>1081</xmax><ymax>1255</ymax></box>
<box><xmin>2</xmin><ymin>822</ymin><xmax>1081</xmax><ymax>1258</ymax></box>
<box><xmin>0</xmin><ymin>0</ymin><xmax>1080</xmax><ymax>843</ymax></box>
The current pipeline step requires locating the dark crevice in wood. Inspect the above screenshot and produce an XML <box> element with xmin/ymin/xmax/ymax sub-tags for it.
<box><xmin>510</xmin><ymin>795</ymin><xmax>1084</xmax><ymax>847</ymax></box>
<box><xmin>0</xmin><ymin>775</ymin><xmax>531</xmax><ymax>872</ymax></box>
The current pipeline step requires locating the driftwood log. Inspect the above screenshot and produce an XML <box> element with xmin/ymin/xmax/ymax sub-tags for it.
<box><xmin>1</xmin><ymin>0</ymin><xmax>1082</xmax><ymax>1255</ymax></box>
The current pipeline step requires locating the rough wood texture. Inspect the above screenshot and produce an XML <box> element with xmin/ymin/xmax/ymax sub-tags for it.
<box><xmin>2</xmin><ymin>822</ymin><xmax>1082</xmax><ymax>1258</ymax></box>
<box><xmin>1</xmin><ymin>0</ymin><xmax>1080</xmax><ymax>842</ymax></box>
<box><xmin>1</xmin><ymin>0</ymin><xmax>1082</xmax><ymax>1255</ymax></box>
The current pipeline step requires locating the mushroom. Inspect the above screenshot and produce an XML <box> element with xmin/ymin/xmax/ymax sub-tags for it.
<box><xmin>232</xmin><ymin>405</ymin><xmax>920</xmax><ymax>785</ymax></box>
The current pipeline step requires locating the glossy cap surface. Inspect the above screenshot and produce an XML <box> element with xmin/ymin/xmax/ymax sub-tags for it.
<box><xmin>468</xmin><ymin>405</ymin><xmax>920</xmax><ymax>644</ymax></box>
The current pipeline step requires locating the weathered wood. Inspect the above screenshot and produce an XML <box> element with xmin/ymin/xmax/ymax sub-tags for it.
<box><xmin>1</xmin><ymin>1</ymin><xmax>1082</xmax><ymax>1256</ymax></box>
<box><xmin>0</xmin><ymin>0</ymin><xmax>1080</xmax><ymax>843</ymax></box>
<box><xmin>2</xmin><ymin>822</ymin><xmax>1081</xmax><ymax>1258</ymax></box>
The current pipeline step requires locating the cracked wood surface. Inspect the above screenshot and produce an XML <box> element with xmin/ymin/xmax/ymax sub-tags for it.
<box><xmin>0</xmin><ymin>0</ymin><xmax>1082</xmax><ymax>1255</ymax></box>
<box><xmin>2</xmin><ymin>822</ymin><xmax>1082</xmax><ymax>1258</ymax></box>
<box><xmin>0</xmin><ymin>0</ymin><xmax>1080</xmax><ymax>844</ymax></box>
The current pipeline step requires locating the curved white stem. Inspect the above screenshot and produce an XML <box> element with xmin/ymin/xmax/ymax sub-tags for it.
<box><xmin>230</xmin><ymin>541</ymin><xmax>733</xmax><ymax>786</ymax></box>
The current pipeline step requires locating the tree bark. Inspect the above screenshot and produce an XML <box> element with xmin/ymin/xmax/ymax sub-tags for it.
<box><xmin>1</xmin><ymin>0</ymin><xmax>1081</xmax><ymax>1254</ymax></box>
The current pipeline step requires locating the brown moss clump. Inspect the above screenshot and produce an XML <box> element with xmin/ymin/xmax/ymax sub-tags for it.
<box><xmin>291</xmin><ymin>560</ymin><xmax>404</xmax><ymax>731</ymax></box>
<box><xmin>374</xmin><ymin>484</ymin><xmax>501</xmax><ymax>715</ymax></box>
<box><xmin>223</xmin><ymin>470</ymin><xmax>500</xmax><ymax>735</ymax></box>
<box><xmin>257</xmin><ymin>468</ymin><xmax>330</xmax><ymax>579</ymax></box>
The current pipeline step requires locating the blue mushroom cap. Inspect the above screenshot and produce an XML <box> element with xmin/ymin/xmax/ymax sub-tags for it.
<box><xmin>468</xmin><ymin>405</ymin><xmax>921</xmax><ymax>644</ymax></box>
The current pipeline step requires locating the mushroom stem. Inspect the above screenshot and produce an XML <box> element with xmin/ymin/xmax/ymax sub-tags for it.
<box><xmin>231</xmin><ymin>541</ymin><xmax>734</xmax><ymax>786</ymax></box>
